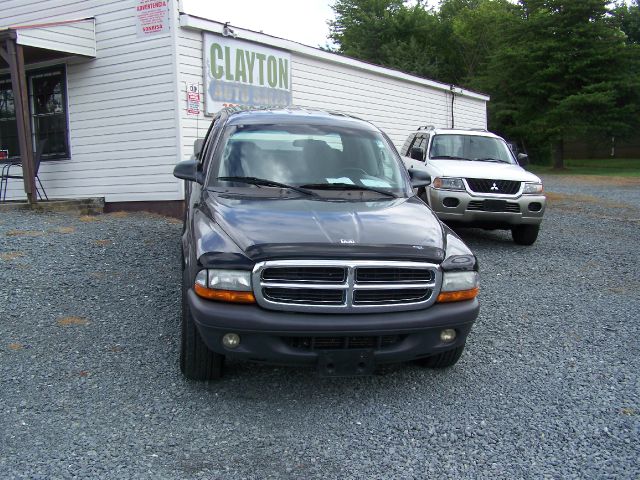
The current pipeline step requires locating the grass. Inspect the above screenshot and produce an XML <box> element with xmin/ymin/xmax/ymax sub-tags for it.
<box><xmin>528</xmin><ymin>158</ymin><xmax>640</xmax><ymax>177</ymax></box>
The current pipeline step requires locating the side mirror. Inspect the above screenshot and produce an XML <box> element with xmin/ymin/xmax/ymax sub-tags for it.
<box><xmin>193</xmin><ymin>138</ymin><xmax>205</xmax><ymax>158</ymax></box>
<box><xmin>173</xmin><ymin>159</ymin><xmax>202</xmax><ymax>183</ymax></box>
<box><xmin>408</xmin><ymin>169</ymin><xmax>431</xmax><ymax>188</ymax></box>
<box><xmin>410</xmin><ymin>147</ymin><xmax>425</xmax><ymax>161</ymax></box>
<box><xmin>517</xmin><ymin>153</ymin><xmax>529</xmax><ymax>166</ymax></box>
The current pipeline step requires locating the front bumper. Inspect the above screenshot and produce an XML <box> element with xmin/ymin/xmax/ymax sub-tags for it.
<box><xmin>187</xmin><ymin>289</ymin><xmax>479</xmax><ymax>366</ymax></box>
<box><xmin>428</xmin><ymin>188</ymin><xmax>546</xmax><ymax>226</ymax></box>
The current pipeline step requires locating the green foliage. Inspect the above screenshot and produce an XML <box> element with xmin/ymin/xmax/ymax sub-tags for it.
<box><xmin>478</xmin><ymin>0</ymin><xmax>640</xmax><ymax>165</ymax></box>
<box><xmin>442</xmin><ymin>0</ymin><xmax>517</xmax><ymax>84</ymax></box>
<box><xmin>612</xmin><ymin>0</ymin><xmax>640</xmax><ymax>44</ymax></box>
<box><xmin>329</xmin><ymin>0</ymin><xmax>640</xmax><ymax>166</ymax></box>
<box><xmin>329</xmin><ymin>0</ymin><xmax>442</xmax><ymax>79</ymax></box>
<box><xmin>330</xmin><ymin>0</ymin><xmax>640</xmax><ymax>166</ymax></box>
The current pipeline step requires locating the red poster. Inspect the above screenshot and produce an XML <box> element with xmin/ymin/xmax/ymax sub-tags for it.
<box><xmin>136</xmin><ymin>0</ymin><xmax>169</xmax><ymax>38</ymax></box>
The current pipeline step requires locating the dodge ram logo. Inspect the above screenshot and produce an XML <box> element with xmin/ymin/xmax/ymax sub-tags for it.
<box><xmin>490</xmin><ymin>182</ymin><xmax>499</xmax><ymax>191</ymax></box>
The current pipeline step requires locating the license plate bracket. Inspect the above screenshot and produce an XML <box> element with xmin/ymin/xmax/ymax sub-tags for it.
<box><xmin>483</xmin><ymin>199</ymin><xmax>507</xmax><ymax>212</ymax></box>
<box><xmin>317</xmin><ymin>349</ymin><xmax>375</xmax><ymax>377</ymax></box>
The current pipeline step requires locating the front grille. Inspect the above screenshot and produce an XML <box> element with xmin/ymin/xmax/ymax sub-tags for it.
<box><xmin>466</xmin><ymin>178</ymin><xmax>521</xmax><ymax>195</ymax></box>
<box><xmin>283</xmin><ymin>335</ymin><xmax>405</xmax><ymax>350</ymax></box>
<box><xmin>263</xmin><ymin>287</ymin><xmax>344</xmax><ymax>304</ymax></box>
<box><xmin>262</xmin><ymin>266</ymin><xmax>346</xmax><ymax>283</ymax></box>
<box><xmin>356</xmin><ymin>267</ymin><xmax>433</xmax><ymax>283</ymax></box>
<box><xmin>354</xmin><ymin>288</ymin><xmax>431</xmax><ymax>305</ymax></box>
<box><xmin>467</xmin><ymin>200</ymin><xmax>520</xmax><ymax>213</ymax></box>
<box><xmin>254</xmin><ymin>260</ymin><xmax>440</xmax><ymax>313</ymax></box>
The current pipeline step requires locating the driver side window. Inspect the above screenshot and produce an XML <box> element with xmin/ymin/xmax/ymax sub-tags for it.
<box><xmin>199</xmin><ymin>114</ymin><xmax>222</xmax><ymax>172</ymax></box>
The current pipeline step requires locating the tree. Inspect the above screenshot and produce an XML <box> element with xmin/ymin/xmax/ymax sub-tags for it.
<box><xmin>329</xmin><ymin>0</ymin><xmax>443</xmax><ymax>79</ymax></box>
<box><xmin>479</xmin><ymin>0</ymin><xmax>640</xmax><ymax>167</ymax></box>
<box><xmin>438</xmin><ymin>0</ymin><xmax>517</xmax><ymax>85</ymax></box>
<box><xmin>612</xmin><ymin>0</ymin><xmax>640</xmax><ymax>44</ymax></box>
<box><xmin>328</xmin><ymin>0</ymin><xmax>640</xmax><ymax>167</ymax></box>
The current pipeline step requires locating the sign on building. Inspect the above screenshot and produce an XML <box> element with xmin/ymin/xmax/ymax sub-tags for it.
<box><xmin>186</xmin><ymin>83</ymin><xmax>200</xmax><ymax>116</ymax></box>
<box><xmin>135</xmin><ymin>0</ymin><xmax>170</xmax><ymax>38</ymax></box>
<box><xmin>203</xmin><ymin>33</ymin><xmax>292</xmax><ymax>115</ymax></box>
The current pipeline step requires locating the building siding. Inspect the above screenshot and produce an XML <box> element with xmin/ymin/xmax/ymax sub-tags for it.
<box><xmin>290</xmin><ymin>55</ymin><xmax>487</xmax><ymax>148</ymax></box>
<box><xmin>2</xmin><ymin>3</ymin><xmax>488</xmax><ymax>203</ymax></box>
<box><xmin>1</xmin><ymin>0</ymin><xmax>179</xmax><ymax>202</ymax></box>
<box><xmin>176</xmin><ymin>22</ymin><xmax>487</xmax><ymax>160</ymax></box>
<box><xmin>176</xmin><ymin>26</ymin><xmax>207</xmax><ymax>163</ymax></box>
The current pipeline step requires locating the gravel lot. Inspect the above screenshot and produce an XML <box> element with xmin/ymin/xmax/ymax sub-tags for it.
<box><xmin>1</xmin><ymin>175</ymin><xmax>638</xmax><ymax>479</ymax></box>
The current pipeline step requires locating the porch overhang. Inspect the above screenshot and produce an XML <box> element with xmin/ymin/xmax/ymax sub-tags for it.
<box><xmin>0</xmin><ymin>18</ymin><xmax>95</xmax><ymax>204</ymax></box>
<box><xmin>0</xmin><ymin>17</ymin><xmax>96</xmax><ymax>61</ymax></box>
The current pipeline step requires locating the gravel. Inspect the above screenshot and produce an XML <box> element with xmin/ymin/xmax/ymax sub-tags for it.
<box><xmin>1</xmin><ymin>175</ymin><xmax>638</xmax><ymax>479</ymax></box>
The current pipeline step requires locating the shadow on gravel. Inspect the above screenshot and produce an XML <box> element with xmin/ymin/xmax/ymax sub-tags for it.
<box><xmin>448</xmin><ymin>227</ymin><xmax>514</xmax><ymax>246</ymax></box>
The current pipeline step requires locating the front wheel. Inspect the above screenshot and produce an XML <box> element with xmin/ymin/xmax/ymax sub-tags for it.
<box><xmin>511</xmin><ymin>224</ymin><xmax>540</xmax><ymax>245</ymax></box>
<box><xmin>414</xmin><ymin>344</ymin><xmax>465</xmax><ymax>368</ymax></box>
<box><xmin>180</xmin><ymin>277</ymin><xmax>224</xmax><ymax>380</ymax></box>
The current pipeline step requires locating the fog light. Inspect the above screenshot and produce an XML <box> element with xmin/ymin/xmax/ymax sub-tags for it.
<box><xmin>440</xmin><ymin>329</ymin><xmax>456</xmax><ymax>343</ymax></box>
<box><xmin>222</xmin><ymin>333</ymin><xmax>240</xmax><ymax>349</ymax></box>
<box><xmin>443</xmin><ymin>197</ymin><xmax>460</xmax><ymax>208</ymax></box>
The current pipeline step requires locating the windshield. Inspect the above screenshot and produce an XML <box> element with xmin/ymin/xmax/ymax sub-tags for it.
<box><xmin>429</xmin><ymin>134</ymin><xmax>516</xmax><ymax>164</ymax></box>
<box><xmin>209</xmin><ymin>124</ymin><xmax>407</xmax><ymax>194</ymax></box>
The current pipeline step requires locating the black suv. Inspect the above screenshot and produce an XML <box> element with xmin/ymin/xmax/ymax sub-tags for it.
<box><xmin>174</xmin><ymin>107</ymin><xmax>480</xmax><ymax>380</ymax></box>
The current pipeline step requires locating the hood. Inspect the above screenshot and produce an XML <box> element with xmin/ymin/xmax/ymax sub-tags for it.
<box><xmin>428</xmin><ymin>160</ymin><xmax>542</xmax><ymax>182</ymax></box>
<box><xmin>206</xmin><ymin>193</ymin><xmax>446</xmax><ymax>261</ymax></box>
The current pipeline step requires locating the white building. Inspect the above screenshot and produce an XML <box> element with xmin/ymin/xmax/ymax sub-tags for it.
<box><xmin>0</xmin><ymin>0</ymin><xmax>489</xmax><ymax>212</ymax></box>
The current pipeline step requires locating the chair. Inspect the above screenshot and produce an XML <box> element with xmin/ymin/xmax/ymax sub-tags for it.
<box><xmin>0</xmin><ymin>139</ymin><xmax>48</xmax><ymax>202</ymax></box>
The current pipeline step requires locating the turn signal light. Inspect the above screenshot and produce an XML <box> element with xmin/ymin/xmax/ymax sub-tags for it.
<box><xmin>436</xmin><ymin>287</ymin><xmax>479</xmax><ymax>303</ymax></box>
<box><xmin>194</xmin><ymin>283</ymin><xmax>256</xmax><ymax>303</ymax></box>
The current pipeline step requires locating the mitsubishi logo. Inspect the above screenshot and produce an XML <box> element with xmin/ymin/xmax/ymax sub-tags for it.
<box><xmin>490</xmin><ymin>182</ymin><xmax>499</xmax><ymax>191</ymax></box>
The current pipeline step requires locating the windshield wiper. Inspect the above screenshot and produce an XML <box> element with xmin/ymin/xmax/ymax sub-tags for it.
<box><xmin>431</xmin><ymin>155</ymin><xmax>472</xmax><ymax>161</ymax></box>
<box><xmin>217</xmin><ymin>176</ymin><xmax>318</xmax><ymax>197</ymax></box>
<box><xmin>300</xmin><ymin>182</ymin><xmax>397</xmax><ymax>198</ymax></box>
<box><xmin>473</xmin><ymin>157</ymin><xmax>510</xmax><ymax>163</ymax></box>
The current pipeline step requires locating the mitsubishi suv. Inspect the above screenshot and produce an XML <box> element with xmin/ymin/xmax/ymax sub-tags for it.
<box><xmin>401</xmin><ymin>127</ymin><xmax>546</xmax><ymax>245</ymax></box>
<box><xmin>173</xmin><ymin>107</ymin><xmax>480</xmax><ymax>380</ymax></box>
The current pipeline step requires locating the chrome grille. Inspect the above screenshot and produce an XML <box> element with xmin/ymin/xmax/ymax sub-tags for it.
<box><xmin>262</xmin><ymin>266</ymin><xmax>346</xmax><ymax>283</ymax></box>
<box><xmin>263</xmin><ymin>287</ymin><xmax>344</xmax><ymax>305</ymax></box>
<box><xmin>353</xmin><ymin>288</ymin><xmax>431</xmax><ymax>305</ymax></box>
<box><xmin>356</xmin><ymin>267</ymin><xmax>433</xmax><ymax>283</ymax></box>
<box><xmin>253</xmin><ymin>260</ymin><xmax>441</xmax><ymax>313</ymax></box>
<box><xmin>466</xmin><ymin>178</ymin><xmax>521</xmax><ymax>195</ymax></box>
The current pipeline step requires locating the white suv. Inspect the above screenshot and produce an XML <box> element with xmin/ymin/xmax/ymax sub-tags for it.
<box><xmin>401</xmin><ymin>127</ymin><xmax>546</xmax><ymax>245</ymax></box>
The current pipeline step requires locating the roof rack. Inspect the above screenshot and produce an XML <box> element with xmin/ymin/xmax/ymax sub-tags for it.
<box><xmin>417</xmin><ymin>125</ymin><xmax>436</xmax><ymax>131</ymax></box>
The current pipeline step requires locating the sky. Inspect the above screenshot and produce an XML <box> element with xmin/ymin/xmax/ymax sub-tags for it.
<box><xmin>180</xmin><ymin>0</ymin><xmax>337</xmax><ymax>48</ymax></box>
<box><xmin>180</xmin><ymin>1</ymin><xmax>636</xmax><ymax>47</ymax></box>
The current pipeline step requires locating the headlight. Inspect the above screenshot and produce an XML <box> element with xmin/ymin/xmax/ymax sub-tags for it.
<box><xmin>523</xmin><ymin>182</ymin><xmax>543</xmax><ymax>194</ymax></box>
<box><xmin>432</xmin><ymin>177</ymin><xmax>465</xmax><ymax>191</ymax></box>
<box><xmin>437</xmin><ymin>271</ymin><xmax>479</xmax><ymax>303</ymax></box>
<box><xmin>194</xmin><ymin>269</ymin><xmax>255</xmax><ymax>303</ymax></box>
<box><xmin>207</xmin><ymin>269</ymin><xmax>252</xmax><ymax>291</ymax></box>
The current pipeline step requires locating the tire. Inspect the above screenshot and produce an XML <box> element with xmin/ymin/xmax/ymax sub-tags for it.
<box><xmin>415</xmin><ymin>344</ymin><xmax>465</xmax><ymax>368</ymax></box>
<box><xmin>511</xmin><ymin>224</ymin><xmax>540</xmax><ymax>245</ymax></box>
<box><xmin>180</xmin><ymin>273</ymin><xmax>224</xmax><ymax>380</ymax></box>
